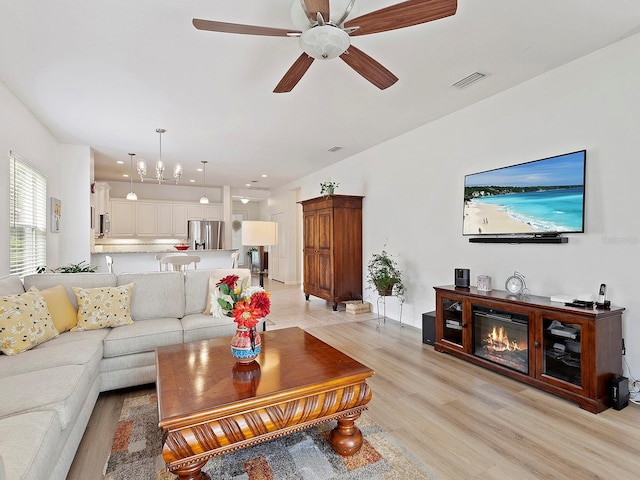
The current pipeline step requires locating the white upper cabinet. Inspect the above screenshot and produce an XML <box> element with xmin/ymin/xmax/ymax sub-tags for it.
<box><xmin>187</xmin><ymin>204</ymin><xmax>205</xmax><ymax>221</ymax></box>
<box><xmin>157</xmin><ymin>203</ymin><xmax>173</xmax><ymax>236</ymax></box>
<box><xmin>110</xmin><ymin>200</ymin><xmax>135</xmax><ymax>236</ymax></box>
<box><xmin>172</xmin><ymin>204</ymin><xmax>188</xmax><ymax>237</ymax></box>
<box><xmin>205</xmin><ymin>205</ymin><xmax>222</xmax><ymax>220</ymax></box>
<box><xmin>109</xmin><ymin>199</ymin><xmax>219</xmax><ymax>237</ymax></box>
<box><xmin>135</xmin><ymin>202</ymin><xmax>158</xmax><ymax>236</ymax></box>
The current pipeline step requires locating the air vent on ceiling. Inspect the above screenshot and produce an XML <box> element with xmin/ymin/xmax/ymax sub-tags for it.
<box><xmin>451</xmin><ymin>72</ymin><xmax>486</xmax><ymax>89</ymax></box>
<box><xmin>327</xmin><ymin>146</ymin><xmax>343</xmax><ymax>153</ymax></box>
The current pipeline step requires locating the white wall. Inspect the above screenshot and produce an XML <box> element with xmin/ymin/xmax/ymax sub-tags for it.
<box><xmin>269</xmin><ymin>33</ymin><xmax>640</xmax><ymax>376</ymax></box>
<box><xmin>0</xmin><ymin>80</ymin><xmax>62</xmax><ymax>272</ymax></box>
<box><xmin>58</xmin><ymin>144</ymin><xmax>92</xmax><ymax>267</ymax></box>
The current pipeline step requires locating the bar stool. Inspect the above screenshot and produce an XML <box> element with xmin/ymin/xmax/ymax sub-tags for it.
<box><xmin>230</xmin><ymin>250</ymin><xmax>240</xmax><ymax>268</ymax></box>
<box><xmin>155</xmin><ymin>253</ymin><xmax>187</xmax><ymax>271</ymax></box>
<box><xmin>160</xmin><ymin>255</ymin><xmax>201</xmax><ymax>272</ymax></box>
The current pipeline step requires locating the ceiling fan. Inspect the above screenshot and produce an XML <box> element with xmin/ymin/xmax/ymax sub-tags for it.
<box><xmin>193</xmin><ymin>0</ymin><xmax>458</xmax><ymax>93</ymax></box>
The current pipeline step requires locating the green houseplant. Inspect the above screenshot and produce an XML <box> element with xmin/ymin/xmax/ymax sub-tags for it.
<box><xmin>366</xmin><ymin>248</ymin><xmax>405</xmax><ymax>297</ymax></box>
<box><xmin>320</xmin><ymin>181</ymin><xmax>339</xmax><ymax>197</ymax></box>
<box><xmin>36</xmin><ymin>261</ymin><xmax>98</xmax><ymax>274</ymax></box>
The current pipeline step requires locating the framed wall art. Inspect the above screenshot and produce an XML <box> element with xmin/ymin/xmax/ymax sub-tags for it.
<box><xmin>51</xmin><ymin>197</ymin><xmax>61</xmax><ymax>233</ymax></box>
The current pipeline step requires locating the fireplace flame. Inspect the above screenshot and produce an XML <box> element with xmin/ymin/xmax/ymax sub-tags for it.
<box><xmin>484</xmin><ymin>325</ymin><xmax>521</xmax><ymax>352</ymax></box>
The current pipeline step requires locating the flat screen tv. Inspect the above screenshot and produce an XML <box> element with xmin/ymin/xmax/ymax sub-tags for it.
<box><xmin>463</xmin><ymin>150</ymin><xmax>586</xmax><ymax>236</ymax></box>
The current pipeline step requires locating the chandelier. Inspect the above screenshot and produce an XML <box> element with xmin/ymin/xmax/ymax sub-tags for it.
<box><xmin>136</xmin><ymin>128</ymin><xmax>182</xmax><ymax>184</ymax></box>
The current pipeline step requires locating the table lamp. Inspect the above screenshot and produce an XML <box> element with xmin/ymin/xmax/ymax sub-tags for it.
<box><xmin>241</xmin><ymin>221</ymin><xmax>278</xmax><ymax>287</ymax></box>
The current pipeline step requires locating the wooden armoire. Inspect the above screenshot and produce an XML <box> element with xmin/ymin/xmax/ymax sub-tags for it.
<box><xmin>299</xmin><ymin>195</ymin><xmax>363</xmax><ymax>310</ymax></box>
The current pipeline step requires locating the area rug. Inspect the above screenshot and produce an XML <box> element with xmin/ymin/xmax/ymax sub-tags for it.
<box><xmin>104</xmin><ymin>393</ymin><xmax>439</xmax><ymax>479</ymax></box>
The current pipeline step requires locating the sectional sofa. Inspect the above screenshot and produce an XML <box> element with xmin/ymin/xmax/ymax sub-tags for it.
<box><xmin>0</xmin><ymin>267</ymin><xmax>257</xmax><ymax>480</ymax></box>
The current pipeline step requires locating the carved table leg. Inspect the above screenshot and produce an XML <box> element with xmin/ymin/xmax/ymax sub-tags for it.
<box><xmin>328</xmin><ymin>412</ymin><xmax>363</xmax><ymax>456</ymax></box>
<box><xmin>170</xmin><ymin>458</ymin><xmax>211</xmax><ymax>480</ymax></box>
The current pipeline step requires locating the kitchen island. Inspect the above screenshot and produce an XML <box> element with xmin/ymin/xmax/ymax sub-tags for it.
<box><xmin>91</xmin><ymin>238</ymin><xmax>241</xmax><ymax>273</ymax></box>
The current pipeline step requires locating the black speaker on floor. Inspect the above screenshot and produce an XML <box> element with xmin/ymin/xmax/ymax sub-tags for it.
<box><xmin>455</xmin><ymin>268</ymin><xmax>470</xmax><ymax>288</ymax></box>
<box><xmin>422</xmin><ymin>311</ymin><xmax>436</xmax><ymax>345</ymax></box>
<box><xmin>610</xmin><ymin>376</ymin><xmax>629</xmax><ymax>410</ymax></box>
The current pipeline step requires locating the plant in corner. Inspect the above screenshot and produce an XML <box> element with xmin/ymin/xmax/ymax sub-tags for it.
<box><xmin>36</xmin><ymin>261</ymin><xmax>98</xmax><ymax>274</ymax></box>
<box><xmin>320</xmin><ymin>181</ymin><xmax>339</xmax><ymax>197</ymax></box>
<box><xmin>366</xmin><ymin>247</ymin><xmax>406</xmax><ymax>298</ymax></box>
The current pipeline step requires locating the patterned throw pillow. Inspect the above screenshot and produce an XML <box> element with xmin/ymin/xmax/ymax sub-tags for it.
<box><xmin>0</xmin><ymin>287</ymin><xmax>59</xmax><ymax>355</ymax></box>
<box><xmin>203</xmin><ymin>272</ymin><xmax>251</xmax><ymax>315</ymax></box>
<box><xmin>71</xmin><ymin>283</ymin><xmax>135</xmax><ymax>331</ymax></box>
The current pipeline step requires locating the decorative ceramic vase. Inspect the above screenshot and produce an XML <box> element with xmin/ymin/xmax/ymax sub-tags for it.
<box><xmin>230</xmin><ymin>326</ymin><xmax>261</xmax><ymax>363</ymax></box>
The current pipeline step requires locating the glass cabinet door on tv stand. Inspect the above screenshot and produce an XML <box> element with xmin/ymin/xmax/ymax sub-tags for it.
<box><xmin>439</xmin><ymin>296</ymin><xmax>468</xmax><ymax>351</ymax></box>
<box><xmin>537</xmin><ymin>312</ymin><xmax>589</xmax><ymax>396</ymax></box>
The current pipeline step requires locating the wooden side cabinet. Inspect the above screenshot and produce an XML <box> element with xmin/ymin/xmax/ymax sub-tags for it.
<box><xmin>434</xmin><ymin>285</ymin><xmax>624</xmax><ymax>413</ymax></box>
<box><xmin>299</xmin><ymin>195</ymin><xmax>363</xmax><ymax>310</ymax></box>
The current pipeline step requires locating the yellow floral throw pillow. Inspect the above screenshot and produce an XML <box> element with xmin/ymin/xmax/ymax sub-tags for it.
<box><xmin>0</xmin><ymin>287</ymin><xmax>59</xmax><ymax>355</ymax></box>
<box><xmin>72</xmin><ymin>283</ymin><xmax>135</xmax><ymax>331</ymax></box>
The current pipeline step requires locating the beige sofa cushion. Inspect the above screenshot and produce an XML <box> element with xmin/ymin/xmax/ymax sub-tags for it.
<box><xmin>0</xmin><ymin>339</ymin><xmax>103</xmax><ymax>378</ymax></box>
<box><xmin>23</xmin><ymin>273</ymin><xmax>118</xmax><ymax>310</ymax></box>
<box><xmin>117</xmin><ymin>272</ymin><xmax>185</xmax><ymax>321</ymax></box>
<box><xmin>0</xmin><ymin>364</ymin><xmax>97</xmax><ymax>430</ymax></box>
<box><xmin>102</xmin><ymin>318</ymin><xmax>183</xmax><ymax>358</ymax></box>
<box><xmin>0</xmin><ymin>410</ymin><xmax>62</xmax><ymax>480</ymax></box>
<box><xmin>0</xmin><ymin>275</ymin><xmax>25</xmax><ymax>295</ymax></box>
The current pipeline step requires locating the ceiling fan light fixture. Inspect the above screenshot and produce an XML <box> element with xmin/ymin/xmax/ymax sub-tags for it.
<box><xmin>300</xmin><ymin>25</ymin><xmax>350</xmax><ymax>59</ymax></box>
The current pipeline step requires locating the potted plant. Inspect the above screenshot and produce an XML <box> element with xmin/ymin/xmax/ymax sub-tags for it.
<box><xmin>36</xmin><ymin>261</ymin><xmax>98</xmax><ymax>274</ymax></box>
<box><xmin>320</xmin><ymin>181</ymin><xmax>339</xmax><ymax>197</ymax></box>
<box><xmin>366</xmin><ymin>248</ymin><xmax>405</xmax><ymax>297</ymax></box>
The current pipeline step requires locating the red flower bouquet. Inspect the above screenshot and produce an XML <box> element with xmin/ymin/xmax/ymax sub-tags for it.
<box><xmin>214</xmin><ymin>275</ymin><xmax>271</xmax><ymax>329</ymax></box>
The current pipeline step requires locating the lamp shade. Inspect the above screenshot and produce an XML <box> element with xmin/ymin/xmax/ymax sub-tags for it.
<box><xmin>241</xmin><ymin>221</ymin><xmax>278</xmax><ymax>246</ymax></box>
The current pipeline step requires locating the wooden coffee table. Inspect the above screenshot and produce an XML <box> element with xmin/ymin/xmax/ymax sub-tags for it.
<box><xmin>155</xmin><ymin>327</ymin><xmax>374</xmax><ymax>480</ymax></box>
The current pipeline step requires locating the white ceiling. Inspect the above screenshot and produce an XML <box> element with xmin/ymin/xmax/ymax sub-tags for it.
<box><xmin>1</xmin><ymin>0</ymin><xmax>639</xmax><ymax>193</ymax></box>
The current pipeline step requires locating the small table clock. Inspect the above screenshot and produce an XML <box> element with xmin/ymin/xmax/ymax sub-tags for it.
<box><xmin>505</xmin><ymin>271</ymin><xmax>528</xmax><ymax>296</ymax></box>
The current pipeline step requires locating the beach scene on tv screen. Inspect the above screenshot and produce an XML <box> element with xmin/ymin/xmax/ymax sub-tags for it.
<box><xmin>463</xmin><ymin>151</ymin><xmax>585</xmax><ymax>235</ymax></box>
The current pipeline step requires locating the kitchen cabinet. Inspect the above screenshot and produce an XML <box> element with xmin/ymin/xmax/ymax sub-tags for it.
<box><xmin>136</xmin><ymin>202</ymin><xmax>158</xmax><ymax>236</ymax></box>
<box><xmin>188</xmin><ymin>204</ymin><xmax>222</xmax><ymax>221</ymax></box>
<box><xmin>299</xmin><ymin>195</ymin><xmax>363</xmax><ymax>311</ymax></box>
<box><xmin>110</xmin><ymin>200</ymin><xmax>135</xmax><ymax>236</ymax></box>
<box><xmin>110</xmin><ymin>199</ymin><xmax>220</xmax><ymax>236</ymax></box>
<box><xmin>157</xmin><ymin>204</ymin><xmax>173</xmax><ymax>236</ymax></box>
<box><xmin>172</xmin><ymin>204</ymin><xmax>188</xmax><ymax>237</ymax></box>
<box><xmin>158</xmin><ymin>204</ymin><xmax>188</xmax><ymax>237</ymax></box>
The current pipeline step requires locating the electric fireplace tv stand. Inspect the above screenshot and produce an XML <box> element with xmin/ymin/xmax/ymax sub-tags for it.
<box><xmin>434</xmin><ymin>285</ymin><xmax>624</xmax><ymax>413</ymax></box>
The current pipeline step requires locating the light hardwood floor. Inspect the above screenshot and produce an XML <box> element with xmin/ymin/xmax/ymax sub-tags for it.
<box><xmin>68</xmin><ymin>279</ymin><xmax>640</xmax><ymax>479</ymax></box>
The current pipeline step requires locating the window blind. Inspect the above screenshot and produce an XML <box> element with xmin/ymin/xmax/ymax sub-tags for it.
<box><xmin>9</xmin><ymin>151</ymin><xmax>47</xmax><ymax>277</ymax></box>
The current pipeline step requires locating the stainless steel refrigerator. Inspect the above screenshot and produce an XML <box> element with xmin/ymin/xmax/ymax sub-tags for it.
<box><xmin>187</xmin><ymin>220</ymin><xmax>224</xmax><ymax>250</ymax></box>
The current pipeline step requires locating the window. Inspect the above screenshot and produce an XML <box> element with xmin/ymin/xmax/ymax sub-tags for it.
<box><xmin>9</xmin><ymin>151</ymin><xmax>47</xmax><ymax>277</ymax></box>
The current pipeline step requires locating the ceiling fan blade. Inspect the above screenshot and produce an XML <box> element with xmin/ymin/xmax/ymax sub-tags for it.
<box><xmin>192</xmin><ymin>18</ymin><xmax>301</xmax><ymax>37</ymax></box>
<box><xmin>340</xmin><ymin>46</ymin><xmax>398</xmax><ymax>90</ymax></box>
<box><xmin>274</xmin><ymin>54</ymin><xmax>315</xmax><ymax>93</ymax></box>
<box><xmin>345</xmin><ymin>0</ymin><xmax>457</xmax><ymax>36</ymax></box>
<box><xmin>302</xmin><ymin>0</ymin><xmax>330</xmax><ymax>23</ymax></box>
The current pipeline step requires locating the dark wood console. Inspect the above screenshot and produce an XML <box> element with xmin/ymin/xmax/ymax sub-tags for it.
<box><xmin>434</xmin><ymin>285</ymin><xmax>624</xmax><ymax>413</ymax></box>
